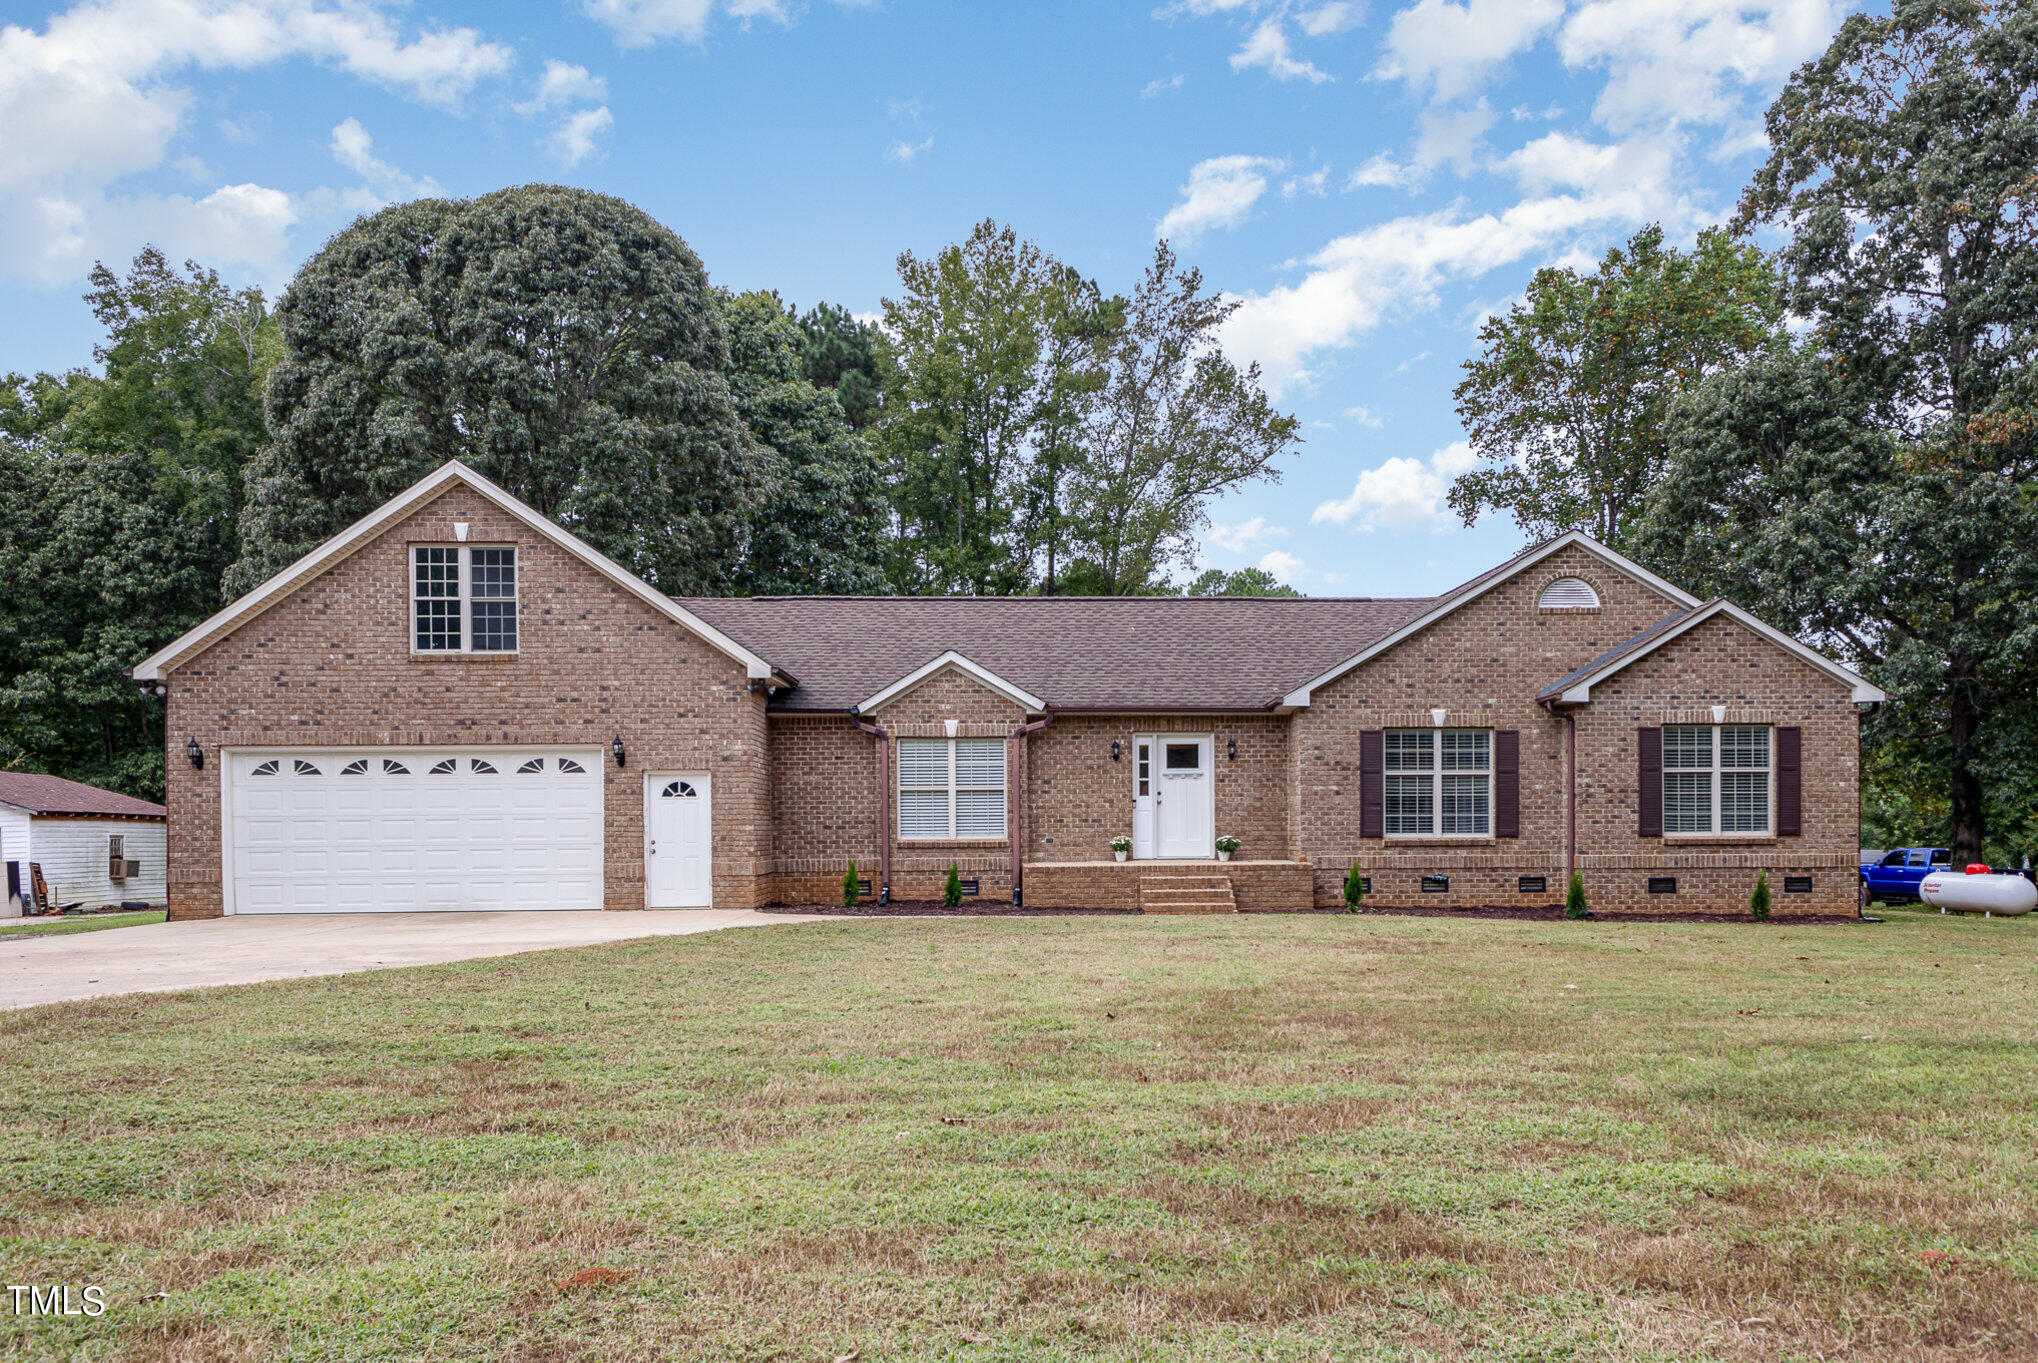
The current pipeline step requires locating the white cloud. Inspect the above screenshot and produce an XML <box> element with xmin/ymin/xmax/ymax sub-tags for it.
<box><xmin>1558</xmin><ymin>0</ymin><xmax>1843</xmax><ymax>135</ymax></box>
<box><xmin>1346</xmin><ymin>152</ymin><xmax>1414</xmax><ymax>189</ymax></box>
<box><xmin>546</xmin><ymin>106</ymin><xmax>615</xmax><ymax>166</ymax></box>
<box><xmin>328</xmin><ymin>118</ymin><xmax>441</xmax><ymax>200</ymax></box>
<box><xmin>885</xmin><ymin>135</ymin><xmax>934</xmax><ymax>164</ymax></box>
<box><xmin>0</xmin><ymin>0</ymin><xmax>510</xmax><ymax>283</ymax></box>
<box><xmin>1221</xmin><ymin>189</ymin><xmax>1661</xmax><ymax>391</ymax></box>
<box><xmin>1158</xmin><ymin>154</ymin><xmax>1285</xmax><ymax>242</ymax></box>
<box><xmin>1231</xmin><ymin>18</ymin><xmax>1332</xmax><ymax>83</ymax></box>
<box><xmin>1500</xmin><ymin>129</ymin><xmax>1679</xmax><ymax>202</ymax></box>
<box><xmin>519</xmin><ymin>59</ymin><xmax>608</xmax><ymax>113</ymax></box>
<box><xmin>1298</xmin><ymin>2</ymin><xmax>1364</xmax><ymax>36</ymax></box>
<box><xmin>1207</xmin><ymin>516</ymin><xmax>1290</xmax><ymax>553</ymax></box>
<box><xmin>1282</xmin><ymin>166</ymin><xmax>1331</xmax><ymax>197</ymax></box>
<box><xmin>1373</xmin><ymin>0</ymin><xmax>1562</xmax><ymax>102</ymax></box>
<box><xmin>1258</xmin><ymin>549</ymin><xmax>1308</xmax><ymax>580</ymax></box>
<box><xmin>1312</xmin><ymin>440</ymin><xmax>1480</xmax><ymax>530</ymax></box>
<box><xmin>1142</xmin><ymin>73</ymin><xmax>1186</xmax><ymax>98</ymax></box>
<box><xmin>1413</xmin><ymin>99</ymin><xmax>1494</xmax><ymax>171</ymax></box>
<box><xmin>583</xmin><ymin>0</ymin><xmax>872</xmax><ymax>47</ymax></box>
<box><xmin>1341</xmin><ymin>404</ymin><xmax>1384</xmax><ymax>427</ymax></box>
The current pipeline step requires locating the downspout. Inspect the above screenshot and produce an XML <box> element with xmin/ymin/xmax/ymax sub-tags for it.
<box><xmin>1010</xmin><ymin>712</ymin><xmax>1055</xmax><ymax>905</ymax></box>
<box><xmin>1540</xmin><ymin>697</ymin><xmax>1576</xmax><ymax>884</ymax></box>
<box><xmin>848</xmin><ymin>708</ymin><xmax>891</xmax><ymax>903</ymax></box>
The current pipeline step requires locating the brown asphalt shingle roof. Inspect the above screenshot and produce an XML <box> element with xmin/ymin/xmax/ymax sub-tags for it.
<box><xmin>673</xmin><ymin>595</ymin><xmax>1436</xmax><ymax>712</ymax></box>
<box><xmin>0</xmin><ymin>773</ymin><xmax>167</xmax><ymax>819</ymax></box>
<box><xmin>1537</xmin><ymin>607</ymin><xmax>1703</xmax><ymax>700</ymax></box>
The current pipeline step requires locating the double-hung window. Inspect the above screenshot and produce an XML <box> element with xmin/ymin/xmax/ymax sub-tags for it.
<box><xmin>1384</xmin><ymin>728</ymin><xmax>1490</xmax><ymax>836</ymax></box>
<box><xmin>1663</xmin><ymin>724</ymin><xmax>1770</xmax><ymax>834</ymax></box>
<box><xmin>412</xmin><ymin>546</ymin><xmax>518</xmax><ymax>653</ymax></box>
<box><xmin>898</xmin><ymin>737</ymin><xmax>1007</xmax><ymax>839</ymax></box>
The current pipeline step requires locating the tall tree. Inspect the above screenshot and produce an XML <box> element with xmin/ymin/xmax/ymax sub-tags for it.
<box><xmin>0</xmin><ymin>252</ymin><xmax>277</xmax><ymax>798</ymax></box>
<box><xmin>1066</xmin><ymin>241</ymin><xmax>1298</xmax><ymax>594</ymax></box>
<box><xmin>1022</xmin><ymin>265</ymin><xmax>1115</xmax><ymax>594</ymax></box>
<box><xmin>1448</xmin><ymin>225</ymin><xmax>1782</xmax><ymax>547</ymax></box>
<box><xmin>794</xmin><ymin>302</ymin><xmax>884</xmax><ymax>431</ymax></box>
<box><xmin>1637</xmin><ymin>0</ymin><xmax>2038</xmax><ymax>863</ymax></box>
<box><xmin>718</xmin><ymin>290</ymin><xmax>889</xmax><ymax>595</ymax></box>
<box><xmin>1183</xmin><ymin>566</ymin><xmax>1300</xmax><ymax>597</ymax></box>
<box><xmin>232</xmin><ymin>185</ymin><xmax>765</xmax><ymax>596</ymax></box>
<box><xmin>877</xmin><ymin>220</ymin><xmax>1060</xmax><ymax>594</ymax></box>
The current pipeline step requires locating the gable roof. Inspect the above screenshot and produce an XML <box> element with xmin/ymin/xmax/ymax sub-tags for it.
<box><xmin>1540</xmin><ymin>598</ymin><xmax>1886</xmax><ymax>704</ymax></box>
<box><xmin>131</xmin><ymin>462</ymin><xmax>790</xmax><ymax>686</ymax></box>
<box><xmin>675</xmin><ymin>595</ymin><xmax>1431</xmax><ymax>712</ymax></box>
<box><xmin>857</xmin><ymin>651</ymin><xmax>1048</xmax><ymax>715</ymax></box>
<box><xmin>0</xmin><ymin>773</ymin><xmax>166</xmax><ymax>820</ymax></box>
<box><xmin>1278</xmin><ymin>530</ymin><xmax>1701</xmax><ymax>708</ymax></box>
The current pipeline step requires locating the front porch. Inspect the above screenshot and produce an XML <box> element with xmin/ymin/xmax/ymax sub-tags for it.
<box><xmin>1023</xmin><ymin>859</ymin><xmax>1317</xmax><ymax>914</ymax></box>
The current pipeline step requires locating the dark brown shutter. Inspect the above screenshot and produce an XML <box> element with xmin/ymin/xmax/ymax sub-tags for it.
<box><xmin>1360</xmin><ymin>729</ymin><xmax>1384</xmax><ymax>838</ymax></box>
<box><xmin>1776</xmin><ymin>726</ymin><xmax>1802</xmax><ymax>836</ymax></box>
<box><xmin>1494</xmin><ymin>730</ymin><xmax>1520</xmax><ymax>838</ymax></box>
<box><xmin>1638</xmin><ymin>727</ymin><xmax>1663</xmax><ymax>837</ymax></box>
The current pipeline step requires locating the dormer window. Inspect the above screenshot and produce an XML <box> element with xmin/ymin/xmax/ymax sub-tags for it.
<box><xmin>413</xmin><ymin>546</ymin><xmax>518</xmax><ymax>652</ymax></box>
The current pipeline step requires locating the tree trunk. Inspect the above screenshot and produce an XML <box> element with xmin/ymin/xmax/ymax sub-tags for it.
<box><xmin>1946</xmin><ymin>654</ymin><xmax>1986</xmax><ymax>864</ymax></box>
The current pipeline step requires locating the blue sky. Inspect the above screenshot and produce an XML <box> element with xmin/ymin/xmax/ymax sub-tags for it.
<box><xmin>0</xmin><ymin>0</ymin><xmax>1853</xmax><ymax>596</ymax></box>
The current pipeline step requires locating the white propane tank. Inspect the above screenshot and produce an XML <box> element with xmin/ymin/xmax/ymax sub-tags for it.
<box><xmin>1919</xmin><ymin>870</ymin><xmax>2038</xmax><ymax>917</ymax></box>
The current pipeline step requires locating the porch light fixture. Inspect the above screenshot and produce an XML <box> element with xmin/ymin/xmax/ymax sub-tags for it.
<box><xmin>1111</xmin><ymin>740</ymin><xmax>1121</xmax><ymax>761</ymax></box>
<box><xmin>611</xmin><ymin>735</ymin><xmax>626</xmax><ymax>768</ymax></box>
<box><xmin>186</xmin><ymin>738</ymin><xmax>204</xmax><ymax>770</ymax></box>
<box><xmin>1227</xmin><ymin>739</ymin><xmax>1237</xmax><ymax>761</ymax></box>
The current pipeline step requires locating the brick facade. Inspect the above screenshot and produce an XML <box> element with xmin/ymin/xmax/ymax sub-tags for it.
<box><xmin>152</xmin><ymin>481</ymin><xmax>1869</xmax><ymax>920</ymax></box>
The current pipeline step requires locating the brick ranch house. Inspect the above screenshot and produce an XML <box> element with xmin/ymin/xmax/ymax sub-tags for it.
<box><xmin>133</xmin><ymin>462</ymin><xmax>1883</xmax><ymax>920</ymax></box>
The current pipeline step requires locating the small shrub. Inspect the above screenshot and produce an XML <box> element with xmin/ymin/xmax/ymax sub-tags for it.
<box><xmin>842</xmin><ymin>859</ymin><xmax>859</xmax><ymax>908</ymax></box>
<box><xmin>1343</xmin><ymin>861</ymin><xmax>1366</xmax><ymax>912</ymax></box>
<box><xmin>943</xmin><ymin>863</ymin><xmax>963</xmax><ymax>907</ymax></box>
<box><xmin>1215</xmin><ymin>835</ymin><xmax>1240</xmax><ymax>855</ymax></box>
<box><xmin>1751</xmin><ymin>869</ymin><xmax>1772</xmax><ymax>921</ymax></box>
<box><xmin>1109</xmin><ymin>835</ymin><xmax>1132</xmax><ymax>856</ymax></box>
<box><xmin>1565</xmin><ymin>871</ymin><xmax>1589</xmax><ymax>920</ymax></box>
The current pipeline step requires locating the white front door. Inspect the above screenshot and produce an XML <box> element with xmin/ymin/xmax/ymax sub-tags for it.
<box><xmin>645</xmin><ymin>773</ymin><xmax>713</xmax><ymax>907</ymax></box>
<box><xmin>1150</xmin><ymin>735</ymin><xmax>1214</xmax><ymax>859</ymax></box>
<box><xmin>226</xmin><ymin>748</ymin><xmax>604</xmax><ymax>913</ymax></box>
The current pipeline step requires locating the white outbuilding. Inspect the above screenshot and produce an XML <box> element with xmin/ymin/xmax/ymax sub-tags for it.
<box><xmin>0</xmin><ymin>773</ymin><xmax>166</xmax><ymax>916</ymax></box>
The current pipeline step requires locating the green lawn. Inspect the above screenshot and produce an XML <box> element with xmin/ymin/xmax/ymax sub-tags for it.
<box><xmin>0</xmin><ymin>909</ymin><xmax>164</xmax><ymax>939</ymax></box>
<box><xmin>2</xmin><ymin>912</ymin><xmax>2033</xmax><ymax>1361</ymax></box>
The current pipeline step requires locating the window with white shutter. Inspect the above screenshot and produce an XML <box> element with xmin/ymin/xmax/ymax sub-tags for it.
<box><xmin>897</xmin><ymin>736</ymin><xmax>1007</xmax><ymax>839</ymax></box>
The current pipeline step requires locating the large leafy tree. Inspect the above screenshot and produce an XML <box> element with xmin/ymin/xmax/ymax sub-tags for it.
<box><xmin>794</xmin><ymin>302</ymin><xmax>884</xmax><ymax>431</ymax></box>
<box><xmin>231</xmin><ymin>185</ymin><xmax>765</xmax><ymax>596</ymax></box>
<box><xmin>1064</xmin><ymin>241</ymin><xmax>1297</xmax><ymax>594</ymax></box>
<box><xmin>1448</xmin><ymin>225</ymin><xmax>1782</xmax><ymax>548</ymax></box>
<box><xmin>717</xmin><ymin>290</ymin><xmax>889</xmax><ymax>595</ymax></box>
<box><xmin>0</xmin><ymin>252</ymin><xmax>277</xmax><ymax>798</ymax></box>
<box><xmin>1636</xmin><ymin>0</ymin><xmax>2038</xmax><ymax>863</ymax></box>
<box><xmin>1182</xmin><ymin>567</ymin><xmax>1300</xmax><ymax>597</ymax></box>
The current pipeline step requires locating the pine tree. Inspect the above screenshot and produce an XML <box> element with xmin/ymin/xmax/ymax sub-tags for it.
<box><xmin>943</xmin><ymin>863</ymin><xmax>963</xmax><ymax>908</ymax></box>
<box><xmin>1343</xmin><ymin>862</ymin><xmax>1366</xmax><ymax>912</ymax></box>
<box><xmin>1565</xmin><ymin>872</ymin><xmax>1589</xmax><ymax>920</ymax></box>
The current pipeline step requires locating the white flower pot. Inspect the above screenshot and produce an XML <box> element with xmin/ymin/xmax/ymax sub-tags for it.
<box><xmin>1113</xmin><ymin>850</ymin><xmax>1127</xmax><ymax>862</ymax></box>
<box><xmin>1217</xmin><ymin>850</ymin><xmax>1232</xmax><ymax>862</ymax></box>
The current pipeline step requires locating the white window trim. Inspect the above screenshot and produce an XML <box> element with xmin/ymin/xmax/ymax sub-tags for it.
<box><xmin>897</xmin><ymin>737</ymin><xmax>1008</xmax><ymax>841</ymax></box>
<box><xmin>1383</xmin><ymin>728</ymin><xmax>1493</xmax><ymax>839</ymax></box>
<box><xmin>411</xmin><ymin>544</ymin><xmax>519</xmax><ymax>655</ymax></box>
<box><xmin>1663</xmin><ymin>723</ymin><xmax>1773</xmax><ymax>836</ymax></box>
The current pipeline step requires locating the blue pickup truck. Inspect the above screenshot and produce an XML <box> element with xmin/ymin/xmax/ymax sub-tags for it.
<box><xmin>1860</xmin><ymin>847</ymin><xmax>1951</xmax><ymax>902</ymax></box>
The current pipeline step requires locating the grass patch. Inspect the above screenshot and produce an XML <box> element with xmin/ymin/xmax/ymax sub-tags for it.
<box><xmin>1</xmin><ymin>913</ymin><xmax>2033</xmax><ymax>1359</ymax></box>
<box><xmin>0</xmin><ymin>910</ymin><xmax>164</xmax><ymax>939</ymax></box>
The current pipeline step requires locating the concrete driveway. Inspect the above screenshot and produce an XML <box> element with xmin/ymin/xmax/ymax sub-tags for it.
<box><xmin>0</xmin><ymin>909</ymin><xmax>822</xmax><ymax>1010</ymax></box>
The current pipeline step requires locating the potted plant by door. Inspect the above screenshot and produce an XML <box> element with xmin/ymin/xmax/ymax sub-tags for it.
<box><xmin>1215</xmin><ymin>836</ymin><xmax>1240</xmax><ymax>863</ymax></box>
<box><xmin>1110</xmin><ymin>835</ymin><xmax>1132</xmax><ymax>863</ymax></box>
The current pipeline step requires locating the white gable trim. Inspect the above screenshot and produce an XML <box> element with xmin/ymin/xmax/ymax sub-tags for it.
<box><xmin>853</xmin><ymin>651</ymin><xmax>1047</xmax><ymax>716</ymax></box>
<box><xmin>1281</xmin><ymin>531</ymin><xmax>1700</xmax><ymax>707</ymax></box>
<box><xmin>1555</xmin><ymin>599</ymin><xmax>1885</xmax><ymax>704</ymax></box>
<box><xmin>132</xmin><ymin>461</ymin><xmax>785</xmax><ymax>684</ymax></box>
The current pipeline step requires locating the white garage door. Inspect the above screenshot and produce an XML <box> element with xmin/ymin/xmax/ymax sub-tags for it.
<box><xmin>227</xmin><ymin>749</ymin><xmax>604</xmax><ymax>913</ymax></box>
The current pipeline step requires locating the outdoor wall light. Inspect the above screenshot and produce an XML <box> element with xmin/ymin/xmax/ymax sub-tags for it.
<box><xmin>1111</xmin><ymin>740</ymin><xmax>1121</xmax><ymax>761</ymax></box>
<box><xmin>186</xmin><ymin>737</ymin><xmax>204</xmax><ymax>770</ymax></box>
<box><xmin>611</xmin><ymin>735</ymin><xmax>627</xmax><ymax>768</ymax></box>
<box><xmin>1227</xmin><ymin>739</ymin><xmax>1237</xmax><ymax>761</ymax></box>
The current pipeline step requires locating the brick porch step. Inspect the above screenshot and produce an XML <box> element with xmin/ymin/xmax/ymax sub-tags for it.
<box><xmin>1140</xmin><ymin>875</ymin><xmax>1238</xmax><ymax>915</ymax></box>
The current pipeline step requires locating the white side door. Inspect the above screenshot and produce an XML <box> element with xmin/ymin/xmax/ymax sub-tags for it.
<box><xmin>1153</xmin><ymin>735</ymin><xmax>1214</xmax><ymax>859</ymax></box>
<box><xmin>1131</xmin><ymin>737</ymin><xmax>1157</xmax><ymax>859</ymax></box>
<box><xmin>645</xmin><ymin>773</ymin><xmax>713</xmax><ymax>908</ymax></box>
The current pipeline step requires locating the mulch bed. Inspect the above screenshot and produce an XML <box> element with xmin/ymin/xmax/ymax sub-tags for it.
<box><xmin>762</xmin><ymin>900</ymin><xmax>1866</xmax><ymax>924</ymax></box>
